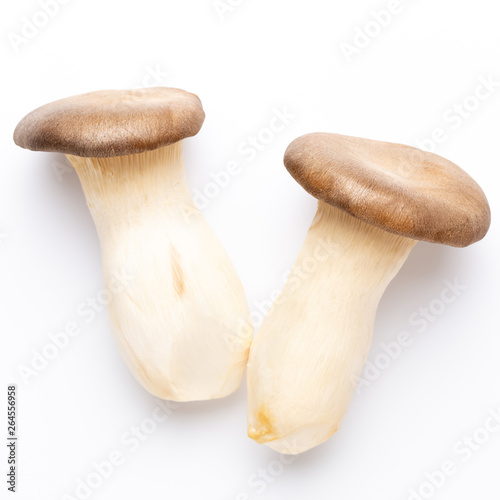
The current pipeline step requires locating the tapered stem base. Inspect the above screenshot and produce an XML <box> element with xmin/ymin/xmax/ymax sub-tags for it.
<box><xmin>247</xmin><ymin>202</ymin><xmax>416</xmax><ymax>453</ymax></box>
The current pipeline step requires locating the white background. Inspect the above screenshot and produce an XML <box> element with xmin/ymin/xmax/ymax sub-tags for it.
<box><xmin>1</xmin><ymin>0</ymin><xmax>499</xmax><ymax>499</ymax></box>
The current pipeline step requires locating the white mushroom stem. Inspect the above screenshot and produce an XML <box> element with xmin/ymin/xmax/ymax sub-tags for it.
<box><xmin>247</xmin><ymin>201</ymin><xmax>416</xmax><ymax>454</ymax></box>
<box><xmin>67</xmin><ymin>142</ymin><xmax>252</xmax><ymax>402</ymax></box>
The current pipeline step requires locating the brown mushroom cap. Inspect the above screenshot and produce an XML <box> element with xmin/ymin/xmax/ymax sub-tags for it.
<box><xmin>13</xmin><ymin>87</ymin><xmax>205</xmax><ymax>158</ymax></box>
<box><xmin>284</xmin><ymin>133</ymin><xmax>491</xmax><ymax>247</ymax></box>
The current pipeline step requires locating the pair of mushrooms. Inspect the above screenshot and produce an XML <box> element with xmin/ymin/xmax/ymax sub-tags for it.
<box><xmin>14</xmin><ymin>88</ymin><xmax>490</xmax><ymax>454</ymax></box>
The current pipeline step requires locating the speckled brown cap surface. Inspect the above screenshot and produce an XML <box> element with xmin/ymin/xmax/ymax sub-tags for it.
<box><xmin>284</xmin><ymin>133</ymin><xmax>490</xmax><ymax>247</ymax></box>
<box><xmin>14</xmin><ymin>87</ymin><xmax>205</xmax><ymax>158</ymax></box>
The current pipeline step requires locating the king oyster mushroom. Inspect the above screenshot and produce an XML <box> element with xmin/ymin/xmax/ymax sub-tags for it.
<box><xmin>247</xmin><ymin>132</ymin><xmax>490</xmax><ymax>454</ymax></box>
<box><xmin>14</xmin><ymin>88</ymin><xmax>252</xmax><ymax>402</ymax></box>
